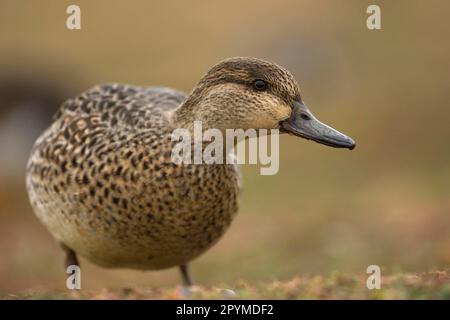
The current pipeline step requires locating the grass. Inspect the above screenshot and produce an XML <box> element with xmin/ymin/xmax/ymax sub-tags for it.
<box><xmin>4</xmin><ymin>271</ymin><xmax>450</xmax><ymax>300</ymax></box>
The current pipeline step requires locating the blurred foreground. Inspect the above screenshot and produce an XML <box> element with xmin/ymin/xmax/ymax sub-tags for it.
<box><xmin>5</xmin><ymin>271</ymin><xmax>450</xmax><ymax>300</ymax></box>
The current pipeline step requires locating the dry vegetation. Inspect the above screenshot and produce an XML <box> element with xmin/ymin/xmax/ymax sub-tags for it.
<box><xmin>5</xmin><ymin>271</ymin><xmax>450</xmax><ymax>300</ymax></box>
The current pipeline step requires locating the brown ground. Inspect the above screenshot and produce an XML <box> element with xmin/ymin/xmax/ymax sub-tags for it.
<box><xmin>4</xmin><ymin>271</ymin><xmax>450</xmax><ymax>300</ymax></box>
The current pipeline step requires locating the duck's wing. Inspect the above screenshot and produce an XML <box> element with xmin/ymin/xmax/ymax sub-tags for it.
<box><xmin>53</xmin><ymin>83</ymin><xmax>187</xmax><ymax>130</ymax></box>
<box><xmin>27</xmin><ymin>83</ymin><xmax>187</xmax><ymax>190</ymax></box>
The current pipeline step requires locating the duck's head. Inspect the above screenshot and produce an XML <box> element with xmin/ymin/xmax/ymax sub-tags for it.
<box><xmin>175</xmin><ymin>57</ymin><xmax>355</xmax><ymax>150</ymax></box>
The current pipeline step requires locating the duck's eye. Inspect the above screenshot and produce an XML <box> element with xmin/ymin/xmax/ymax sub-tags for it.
<box><xmin>253</xmin><ymin>79</ymin><xmax>267</xmax><ymax>91</ymax></box>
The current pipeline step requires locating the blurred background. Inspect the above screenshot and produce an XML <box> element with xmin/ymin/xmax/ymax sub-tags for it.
<box><xmin>1</xmin><ymin>0</ymin><xmax>450</xmax><ymax>294</ymax></box>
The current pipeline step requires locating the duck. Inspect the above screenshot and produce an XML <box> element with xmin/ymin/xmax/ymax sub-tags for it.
<box><xmin>26</xmin><ymin>57</ymin><xmax>355</xmax><ymax>286</ymax></box>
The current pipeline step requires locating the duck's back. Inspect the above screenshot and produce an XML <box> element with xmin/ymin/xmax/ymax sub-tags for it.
<box><xmin>54</xmin><ymin>83</ymin><xmax>186</xmax><ymax>129</ymax></box>
<box><xmin>26</xmin><ymin>84</ymin><xmax>240</xmax><ymax>270</ymax></box>
<box><xmin>29</xmin><ymin>84</ymin><xmax>188</xmax><ymax>173</ymax></box>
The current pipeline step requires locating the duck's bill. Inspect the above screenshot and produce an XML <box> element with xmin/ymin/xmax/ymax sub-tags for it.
<box><xmin>280</xmin><ymin>101</ymin><xmax>356</xmax><ymax>150</ymax></box>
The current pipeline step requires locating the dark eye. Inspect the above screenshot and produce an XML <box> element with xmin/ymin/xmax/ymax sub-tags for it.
<box><xmin>253</xmin><ymin>79</ymin><xmax>267</xmax><ymax>91</ymax></box>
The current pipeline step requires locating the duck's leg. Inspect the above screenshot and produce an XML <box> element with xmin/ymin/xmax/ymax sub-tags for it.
<box><xmin>60</xmin><ymin>242</ymin><xmax>79</xmax><ymax>269</ymax></box>
<box><xmin>179</xmin><ymin>264</ymin><xmax>193</xmax><ymax>286</ymax></box>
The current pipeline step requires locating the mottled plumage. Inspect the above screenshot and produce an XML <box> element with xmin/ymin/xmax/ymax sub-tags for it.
<box><xmin>26</xmin><ymin>83</ymin><xmax>240</xmax><ymax>270</ymax></box>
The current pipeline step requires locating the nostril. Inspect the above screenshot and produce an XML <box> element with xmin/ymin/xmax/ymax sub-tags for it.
<box><xmin>300</xmin><ymin>113</ymin><xmax>311</xmax><ymax>120</ymax></box>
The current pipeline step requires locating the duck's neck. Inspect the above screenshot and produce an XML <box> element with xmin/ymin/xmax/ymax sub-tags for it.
<box><xmin>171</xmin><ymin>101</ymin><xmax>197</xmax><ymax>132</ymax></box>
<box><xmin>169</xmin><ymin>92</ymin><xmax>240</xmax><ymax>159</ymax></box>
<box><xmin>170</xmin><ymin>84</ymin><xmax>217</xmax><ymax>133</ymax></box>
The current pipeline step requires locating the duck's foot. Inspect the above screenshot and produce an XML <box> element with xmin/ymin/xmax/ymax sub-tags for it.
<box><xmin>220</xmin><ymin>288</ymin><xmax>237</xmax><ymax>298</ymax></box>
<box><xmin>179</xmin><ymin>286</ymin><xmax>193</xmax><ymax>297</ymax></box>
<box><xmin>179</xmin><ymin>264</ymin><xmax>193</xmax><ymax>287</ymax></box>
